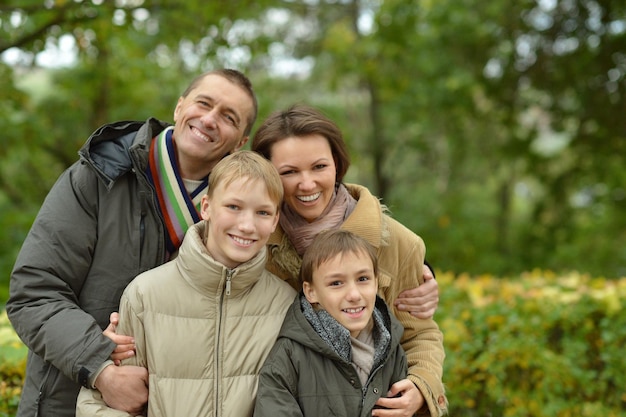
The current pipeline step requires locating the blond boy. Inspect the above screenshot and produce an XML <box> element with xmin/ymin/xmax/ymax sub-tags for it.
<box><xmin>77</xmin><ymin>151</ymin><xmax>296</xmax><ymax>417</ymax></box>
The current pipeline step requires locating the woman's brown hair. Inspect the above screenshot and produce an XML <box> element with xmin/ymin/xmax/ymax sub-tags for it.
<box><xmin>251</xmin><ymin>104</ymin><xmax>351</xmax><ymax>183</ymax></box>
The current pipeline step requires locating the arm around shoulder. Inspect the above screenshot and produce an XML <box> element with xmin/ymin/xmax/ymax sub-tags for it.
<box><xmin>382</xmin><ymin>220</ymin><xmax>447</xmax><ymax>415</ymax></box>
<box><xmin>7</xmin><ymin>163</ymin><xmax>117</xmax><ymax>382</ymax></box>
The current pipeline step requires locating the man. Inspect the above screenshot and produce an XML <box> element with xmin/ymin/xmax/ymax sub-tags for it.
<box><xmin>7</xmin><ymin>68</ymin><xmax>257</xmax><ymax>417</ymax></box>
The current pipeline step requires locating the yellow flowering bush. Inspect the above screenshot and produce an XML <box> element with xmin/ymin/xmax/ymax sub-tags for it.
<box><xmin>2</xmin><ymin>271</ymin><xmax>625</xmax><ymax>416</ymax></box>
<box><xmin>0</xmin><ymin>309</ymin><xmax>26</xmax><ymax>417</ymax></box>
<box><xmin>439</xmin><ymin>270</ymin><xmax>626</xmax><ymax>416</ymax></box>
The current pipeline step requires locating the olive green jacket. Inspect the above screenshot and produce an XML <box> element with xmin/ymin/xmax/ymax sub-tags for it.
<box><xmin>254</xmin><ymin>295</ymin><xmax>407</xmax><ymax>417</ymax></box>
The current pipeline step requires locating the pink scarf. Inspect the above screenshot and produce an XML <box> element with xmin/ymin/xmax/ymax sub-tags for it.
<box><xmin>279</xmin><ymin>184</ymin><xmax>357</xmax><ymax>256</ymax></box>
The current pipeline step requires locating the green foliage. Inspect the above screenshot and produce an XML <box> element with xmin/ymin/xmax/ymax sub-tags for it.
<box><xmin>439</xmin><ymin>271</ymin><xmax>626</xmax><ymax>416</ymax></box>
<box><xmin>1</xmin><ymin>0</ymin><xmax>625</xmax><ymax>282</ymax></box>
<box><xmin>370</xmin><ymin>0</ymin><xmax>626</xmax><ymax>277</ymax></box>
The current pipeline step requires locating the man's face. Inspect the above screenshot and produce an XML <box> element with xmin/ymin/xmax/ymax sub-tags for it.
<box><xmin>173</xmin><ymin>74</ymin><xmax>253</xmax><ymax>179</ymax></box>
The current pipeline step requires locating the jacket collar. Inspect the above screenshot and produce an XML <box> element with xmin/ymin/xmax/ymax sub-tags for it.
<box><xmin>341</xmin><ymin>183</ymin><xmax>383</xmax><ymax>249</ymax></box>
<box><xmin>175</xmin><ymin>221</ymin><xmax>267</xmax><ymax>297</ymax></box>
<box><xmin>280</xmin><ymin>293</ymin><xmax>404</xmax><ymax>362</ymax></box>
<box><xmin>78</xmin><ymin>118</ymin><xmax>171</xmax><ymax>190</ymax></box>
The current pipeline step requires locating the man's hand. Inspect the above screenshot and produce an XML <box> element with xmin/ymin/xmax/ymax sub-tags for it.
<box><xmin>94</xmin><ymin>364</ymin><xmax>148</xmax><ymax>416</ymax></box>
<box><xmin>372</xmin><ymin>379</ymin><xmax>423</xmax><ymax>416</ymax></box>
<box><xmin>103</xmin><ymin>312</ymin><xmax>135</xmax><ymax>365</ymax></box>
<box><xmin>394</xmin><ymin>264</ymin><xmax>439</xmax><ymax>319</ymax></box>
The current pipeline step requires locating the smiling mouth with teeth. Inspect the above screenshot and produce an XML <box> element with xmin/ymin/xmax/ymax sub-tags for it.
<box><xmin>297</xmin><ymin>192</ymin><xmax>321</xmax><ymax>202</ymax></box>
<box><xmin>231</xmin><ymin>235</ymin><xmax>254</xmax><ymax>246</ymax></box>
<box><xmin>191</xmin><ymin>126</ymin><xmax>214</xmax><ymax>143</ymax></box>
<box><xmin>343</xmin><ymin>307</ymin><xmax>364</xmax><ymax>314</ymax></box>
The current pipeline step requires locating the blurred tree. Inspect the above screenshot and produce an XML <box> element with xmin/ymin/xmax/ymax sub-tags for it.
<box><xmin>0</xmin><ymin>0</ymin><xmax>625</xmax><ymax>293</ymax></box>
<box><xmin>302</xmin><ymin>0</ymin><xmax>626</xmax><ymax>276</ymax></box>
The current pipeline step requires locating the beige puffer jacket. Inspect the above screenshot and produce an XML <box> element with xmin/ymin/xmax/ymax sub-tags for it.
<box><xmin>76</xmin><ymin>221</ymin><xmax>296</xmax><ymax>417</ymax></box>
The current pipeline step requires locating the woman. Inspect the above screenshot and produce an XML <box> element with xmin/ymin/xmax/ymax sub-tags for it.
<box><xmin>252</xmin><ymin>104</ymin><xmax>448</xmax><ymax>416</ymax></box>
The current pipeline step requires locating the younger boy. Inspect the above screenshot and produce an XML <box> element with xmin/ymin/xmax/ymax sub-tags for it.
<box><xmin>76</xmin><ymin>150</ymin><xmax>296</xmax><ymax>417</ymax></box>
<box><xmin>254</xmin><ymin>229</ymin><xmax>420</xmax><ymax>417</ymax></box>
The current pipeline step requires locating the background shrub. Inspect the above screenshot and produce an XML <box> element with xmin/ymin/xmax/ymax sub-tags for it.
<box><xmin>0</xmin><ymin>310</ymin><xmax>26</xmax><ymax>417</ymax></box>
<box><xmin>1</xmin><ymin>272</ymin><xmax>625</xmax><ymax>416</ymax></box>
<box><xmin>439</xmin><ymin>271</ymin><xmax>626</xmax><ymax>416</ymax></box>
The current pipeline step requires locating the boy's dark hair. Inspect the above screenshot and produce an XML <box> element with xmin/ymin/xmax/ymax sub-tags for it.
<box><xmin>299</xmin><ymin>229</ymin><xmax>378</xmax><ymax>284</ymax></box>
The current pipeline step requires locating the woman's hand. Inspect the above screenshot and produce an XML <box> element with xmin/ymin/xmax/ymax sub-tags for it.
<box><xmin>394</xmin><ymin>264</ymin><xmax>439</xmax><ymax>319</ymax></box>
<box><xmin>103</xmin><ymin>312</ymin><xmax>136</xmax><ymax>365</ymax></box>
<box><xmin>372</xmin><ymin>379</ymin><xmax>423</xmax><ymax>416</ymax></box>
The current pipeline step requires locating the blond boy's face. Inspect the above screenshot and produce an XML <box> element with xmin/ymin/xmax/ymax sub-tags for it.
<box><xmin>303</xmin><ymin>250</ymin><xmax>378</xmax><ymax>338</ymax></box>
<box><xmin>200</xmin><ymin>177</ymin><xmax>279</xmax><ymax>269</ymax></box>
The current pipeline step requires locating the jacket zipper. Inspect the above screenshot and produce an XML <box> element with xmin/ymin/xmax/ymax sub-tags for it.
<box><xmin>214</xmin><ymin>269</ymin><xmax>233</xmax><ymax>416</ymax></box>
<box><xmin>361</xmin><ymin>363</ymin><xmax>385</xmax><ymax>408</ymax></box>
<box><xmin>139</xmin><ymin>191</ymin><xmax>148</xmax><ymax>253</ymax></box>
<box><xmin>133</xmin><ymin>158</ymin><xmax>166</xmax><ymax>266</ymax></box>
<box><xmin>225</xmin><ymin>269</ymin><xmax>233</xmax><ymax>296</ymax></box>
<box><xmin>34</xmin><ymin>363</ymin><xmax>54</xmax><ymax>417</ymax></box>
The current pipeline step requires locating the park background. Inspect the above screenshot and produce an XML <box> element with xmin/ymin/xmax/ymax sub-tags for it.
<box><xmin>0</xmin><ymin>0</ymin><xmax>625</xmax><ymax>416</ymax></box>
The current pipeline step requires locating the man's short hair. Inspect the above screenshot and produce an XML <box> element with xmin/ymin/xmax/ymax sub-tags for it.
<box><xmin>182</xmin><ymin>69</ymin><xmax>258</xmax><ymax>136</ymax></box>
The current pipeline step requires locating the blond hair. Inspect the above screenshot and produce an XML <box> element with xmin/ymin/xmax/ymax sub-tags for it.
<box><xmin>208</xmin><ymin>151</ymin><xmax>283</xmax><ymax>207</ymax></box>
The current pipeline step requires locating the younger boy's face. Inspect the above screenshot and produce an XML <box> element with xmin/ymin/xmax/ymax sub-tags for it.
<box><xmin>200</xmin><ymin>177</ymin><xmax>279</xmax><ymax>269</ymax></box>
<box><xmin>303</xmin><ymin>250</ymin><xmax>378</xmax><ymax>338</ymax></box>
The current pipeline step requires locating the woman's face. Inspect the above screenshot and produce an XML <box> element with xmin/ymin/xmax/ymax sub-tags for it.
<box><xmin>269</xmin><ymin>134</ymin><xmax>337</xmax><ymax>223</ymax></box>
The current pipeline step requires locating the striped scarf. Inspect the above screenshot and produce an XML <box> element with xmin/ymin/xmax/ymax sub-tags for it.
<box><xmin>147</xmin><ymin>126</ymin><xmax>208</xmax><ymax>257</ymax></box>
